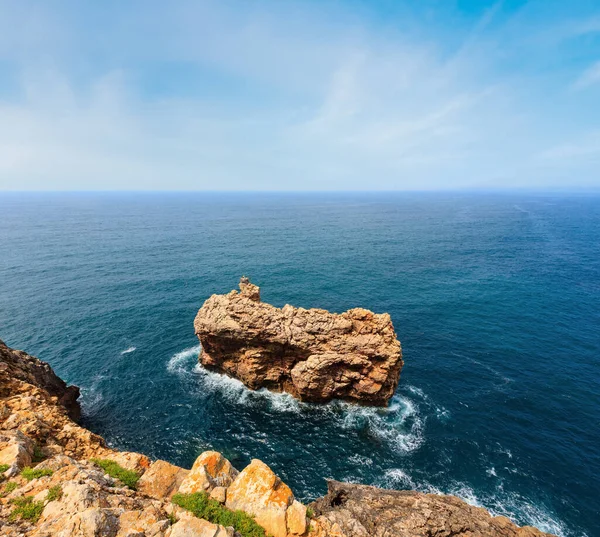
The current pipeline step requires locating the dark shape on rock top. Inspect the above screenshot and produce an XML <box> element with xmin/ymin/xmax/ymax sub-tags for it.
<box><xmin>194</xmin><ymin>277</ymin><xmax>403</xmax><ymax>406</ymax></box>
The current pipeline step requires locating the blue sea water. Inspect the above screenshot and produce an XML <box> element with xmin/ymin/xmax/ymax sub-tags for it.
<box><xmin>1</xmin><ymin>192</ymin><xmax>599</xmax><ymax>537</ymax></box>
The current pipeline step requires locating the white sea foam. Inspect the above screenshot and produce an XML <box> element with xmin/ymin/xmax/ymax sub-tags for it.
<box><xmin>167</xmin><ymin>345</ymin><xmax>201</xmax><ymax>373</ymax></box>
<box><xmin>120</xmin><ymin>346</ymin><xmax>136</xmax><ymax>355</ymax></box>
<box><xmin>167</xmin><ymin>345</ymin><xmax>424</xmax><ymax>454</ymax></box>
<box><xmin>381</xmin><ymin>468</ymin><xmax>416</xmax><ymax>489</ymax></box>
<box><xmin>80</xmin><ymin>377</ymin><xmax>106</xmax><ymax>419</ymax></box>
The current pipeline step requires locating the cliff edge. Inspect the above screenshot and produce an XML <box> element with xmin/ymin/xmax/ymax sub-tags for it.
<box><xmin>1</xmin><ymin>340</ymin><xmax>555</xmax><ymax>537</ymax></box>
<box><xmin>194</xmin><ymin>277</ymin><xmax>403</xmax><ymax>406</ymax></box>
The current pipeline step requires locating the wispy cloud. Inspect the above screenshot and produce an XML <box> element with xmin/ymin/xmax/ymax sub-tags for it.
<box><xmin>572</xmin><ymin>61</ymin><xmax>600</xmax><ymax>90</ymax></box>
<box><xmin>0</xmin><ymin>0</ymin><xmax>599</xmax><ymax>190</ymax></box>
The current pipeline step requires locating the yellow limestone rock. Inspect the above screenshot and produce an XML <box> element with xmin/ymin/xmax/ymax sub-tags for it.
<box><xmin>168</xmin><ymin>516</ymin><xmax>232</xmax><ymax>537</ymax></box>
<box><xmin>178</xmin><ymin>451</ymin><xmax>239</xmax><ymax>494</ymax></box>
<box><xmin>286</xmin><ymin>499</ymin><xmax>308</xmax><ymax>535</ymax></box>
<box><xmin>137</xmin><ymin>459</ymin><xmax>189</xmax><ymax>499</ymax></box>
<box><xmin>225</xmin><ymin>459</ymin><xmax>294</xmax><ymax>537</ymax></box>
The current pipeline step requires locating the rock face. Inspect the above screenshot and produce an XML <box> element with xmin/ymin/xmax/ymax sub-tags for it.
<box><xmin>226</xmin><ymin>459</ymin><xmax>305</xmax><ymax>537</ymax></box>
<box><xmin>0</xmin><ymin>340</ymin><xmax>81</xmax><ymax>421</ymax></box>
<box><xmin>309</xmin><ymin>481</ymin><xmax>552</xmax><ymax>537</ymax></box>
<box><xmin>194</xmin><ymin>278</ymin><xmax>403</xmax><ymax>406</ymax></box>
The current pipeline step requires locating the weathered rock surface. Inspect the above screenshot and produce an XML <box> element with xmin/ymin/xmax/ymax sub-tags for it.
<box><xmin>194</xmin><ymin>278</ymin><xmax>403</xmax><ymax>406</ymax></box>
<box><xmin>309</xmin><ymin>480</ymin><xmax>553</xmax><ymax>537</ymax></box>
<box><xmin>177</xmin><ymin>451</ymin><xmax>238</xmax><ymax>495</ymax></box>
<box><xmin>0</xmin><ymin>339</ymin><xmax>80</xmax><ymax>421</ymax></box>
<box><xmin>226</xmin><ymin>459</ymin><xmax>299</xmax><ymax>537</ymax></box>
<box><xmin>138</xmin><ymin>460</ymin><xmax>189</xmax><ymax>500</ymax></box>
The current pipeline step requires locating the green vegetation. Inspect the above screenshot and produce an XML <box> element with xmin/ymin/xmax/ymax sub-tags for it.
<box><xmin>3</xmin><ymin>481</ymin><xmax>18</xmax><ymax>496</ymax></box>
<box><xmin>46</xmin><ymin>485</ymin><xmax>63</xmax><ymax>502</ymax></box>
<box><xmin>9</xmin><ymin>496</ymin><xmax>45</xmax><ymax>523</ymax></box>
<box><xmin>90</xmin><ymin>458</ymin><xmax>140</xmax><ymax>490</ymax></box>
<box><xmin>167</xmin><ymin>513</ymin><xmax>177</xmax><ymax>525</ymax></box>
<box><xmin>21</xmin><ymin>467</ymin><xmax>53</xmax><ymax>481</ymax></box>
<box><xmin>306</xmin><ymin>506</ymin><xmax>314</xmax><ymax>519</ymax></box>
<box><xmin>172</xmin><ymin>492</ymin><xmax>268</xmax><ymax>537</ymax></box>
<box><xmin>0</xmin><ymin>464</ymin><xmax>9</xmax><ymax>473</ymax></box>
<box><xmin>32</xmin><ymin>445</ymin><xmax>46</xmax><ymax>463</ymax></box>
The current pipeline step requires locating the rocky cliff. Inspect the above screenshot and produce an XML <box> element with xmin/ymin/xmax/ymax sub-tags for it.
<box><xmin>194</xmin><ymin>278</ymin><xmax>403</xmax><ymax>406</ymax></box>
<box><xmin>0</xmin><ymin>340</ymin><xmax>555</xmax><ymax>537</ymax></box>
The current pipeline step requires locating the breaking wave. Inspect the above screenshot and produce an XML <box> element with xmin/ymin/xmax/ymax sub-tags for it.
<box><xmin>166</xmin><ymin>344</ymin><xmax>201</xmax><ymax>373</ymax></box>
<box><xmin>167</xmin><ymin>345</ymin><xmax>424</xmax><ymax>455</ymax></box>
<box><xmin>120</xmin><ymin>346</ymin><xmax>137</xmax><ymax>355</ymax></box>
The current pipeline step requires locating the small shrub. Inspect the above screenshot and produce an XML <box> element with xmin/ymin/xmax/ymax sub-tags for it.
<box><xmin>306</xmin><ymin>506</ymin><xmax>314</xmax><ymax>519</ymax></box>
<box><xmin>46</xmin><ymin>485</ymin><xmax>63</xmax><ymax>502</ymax></box>
<box><xmin>21</xmin><ymin>467</ymin><xmax>53</xmax><ymax>481</ymax></box>
<box><xmin>3</xmin><ymin>481</ymin><xmax>18</xmax><ymax>496</ymax></box>
<box><xmin>32</xmin><ymin>445</ymin><xmax>46</xmax><ymax>463</ymax></box>
<box><xmin>167</xmin><ymin>513</ymin><xmax>177</xmax><ymax>525</ymax></box>
<box><xmin>90</xmin><ymin>459</ymin><xmax>140</xmax><ymax>490</ymax></box>
<box><xmin>9</xmin><ymin>496</ymin><xmax>45</xmax><ymax>523</ymax></box>
<box><xmin>0</xmin><ymin>464</ymin><xmax>9</xmax><ymax>473</ymax></box>
<box><xmin>172</xmin><ymin>492</ymin><xmax>267</xmax><ymax>537</ymax></box>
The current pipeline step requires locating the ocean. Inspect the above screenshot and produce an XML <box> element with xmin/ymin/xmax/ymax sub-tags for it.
<box><xmin>1</xmin><ymin>192</ymin><xmax>598</xmax><ymax>537</ymax></box>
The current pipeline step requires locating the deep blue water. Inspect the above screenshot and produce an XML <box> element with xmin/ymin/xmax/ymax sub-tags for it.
<box><xmin>1</xmin><ymin>192</ymin><xmax>599</xmax><ymax>537</ymax></box>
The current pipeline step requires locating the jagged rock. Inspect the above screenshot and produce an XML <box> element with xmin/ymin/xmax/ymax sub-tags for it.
<box><xmin>138</xmin><ymin>460</ymin><xmax>189</xmax><ymax>500</ymax></box>
<box><xmin>167</xmin><ymin>516</ymin><xmax>232</xmax><ymax>537</ymax></box>
<box><xmin>286</xmin><ymin>500</ymin><xmax>308</xmax><ymax>536</ymax></box>
<box><xmin>0</xmin><ymin>430</ymin><xmax>34</xmax><ymax>472</ymax></box>
<box><xmin>178</xmin><ymin>451</ymin><xmax>238</xmax><ymax>494</ymax></box>
<box><xmin>209</xmin><ymin>486</ymin><xmax>227</xmax><ymax>504</ymax></box>
<box><xmin>309</xmin><ymin>480</ymin><xmax>555</xmax><ymax>537</ymax></box>
<box><xmin>0</xmin><ymin>339</ymin><xmax>81</xmax><ymax>421</ymax></box>
<box><xmin>194</xmin><ymin>278</ymin><xmax>403</xmax><ymax>406</ymax></box>
<box><xmin>226</xmin><ymin>459</ymin><xmax>295</xmax><ymax>537</ymax></box>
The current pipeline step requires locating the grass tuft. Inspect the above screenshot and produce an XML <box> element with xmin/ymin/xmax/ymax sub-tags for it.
<box><xmin>172</xmin><ymin>492</ymin><xmax>268</xmax><ymax>537</ymax></box>
<box><xmin>306</xmin><ymin>506</ymin><xmax>314</xmax><ymax>519</ymax></box>
<box><xmin>90</xmin><ymin>459</ymin><xmax>140</xmax><ymax>490</ymax></box>
<box><xmin>21</xmin><ymin>467</ymin><xmax>53</xmax><ymax>481</ymax></box>
<box><xmin>32</xmin><ymin>445</ymin><xmax>46</xmax><ymax>463</ymax></box>
<box><xmin>167</xmin><ymin>513</ymin><xmax>177</xmax><ymax>525</ymax></box>
<box><xmin>0</xmin><ymin>464</ymin><xmax>9</xmax><ymax>473</ymax></box>
<box><xmin>9</xmin><ymin>496</ymin><xmax>45</xmax><ymax>523</ymax></box>
<box><xmin>3</xmin><ymin>481</ymin><xmax>18</xmax><ymax>496</ymax></box>
<box><xmin>46</xmin><ymin>485</ymin><xmax>63</xmax><ymax>502</ymax></box>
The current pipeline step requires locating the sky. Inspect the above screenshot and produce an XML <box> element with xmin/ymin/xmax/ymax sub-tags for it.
<box><xmin>0</xmin><ymin>0</ymin><xmax>599</xmax><ymax>191</ymax></box>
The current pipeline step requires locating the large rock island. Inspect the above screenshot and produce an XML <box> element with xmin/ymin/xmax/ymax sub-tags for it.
<box><xmin>194</xmin><ymin>278</ymin><xmax>403</xmax><ymax>406</ymax></box>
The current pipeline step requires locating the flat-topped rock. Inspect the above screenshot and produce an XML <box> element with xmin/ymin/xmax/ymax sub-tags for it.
<box><xmin>194</xmin><ymin>278</ymin><xmax>403</xmax><ymax>406</ymax></box>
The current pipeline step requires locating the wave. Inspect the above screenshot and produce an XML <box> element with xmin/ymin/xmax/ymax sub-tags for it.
<box><xmin>120</xmin><ymin>346</ymin><xmax>137</xmax><ymax>355</ymax></box>
<box><xmin>167</xmin><ymin>344</ymin><xmax>201</xmax><ymax>373</ymax></box>
<box><xmin>167</xmin><ymin>345</ymin><xmax>424</xmax><ymax>454</ymax></box>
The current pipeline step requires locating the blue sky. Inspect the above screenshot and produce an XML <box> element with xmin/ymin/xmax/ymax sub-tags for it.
<box><xmin>0</xmin><ymin>0</ymin><xmax>599</xmax><ymax>191</ymax></box>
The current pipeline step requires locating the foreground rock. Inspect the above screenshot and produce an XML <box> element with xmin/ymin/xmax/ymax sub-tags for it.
<box><xmin>1</xmin><ymin>339</ymin><xmax>556</xmax><ymax>537</ymax></box>
<box><xmin>309</xmin><ymin>481</ymin><xmax>552</xmax><ymax>537</ymax></box>
<box><xmin>194</xmin><ymin>278</ymin><xmax>403</xmax><ymax>406</ymax></box>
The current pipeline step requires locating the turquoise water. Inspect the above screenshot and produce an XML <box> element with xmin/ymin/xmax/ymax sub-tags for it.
<box><xmin>1</xmin><ymin>192</ymin><xmax>599</xmax><ymax>537</ymax></box>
